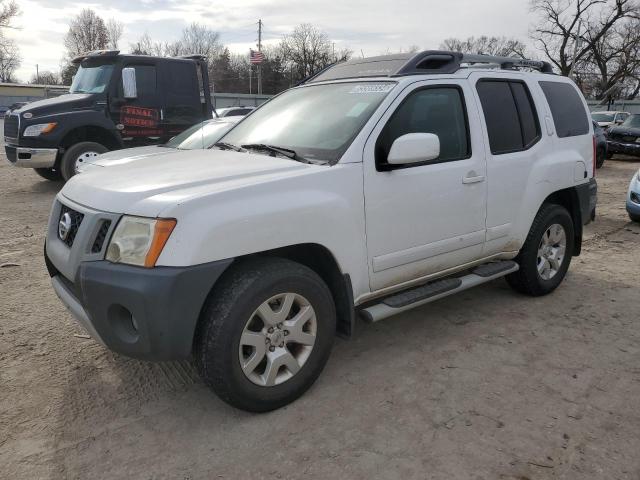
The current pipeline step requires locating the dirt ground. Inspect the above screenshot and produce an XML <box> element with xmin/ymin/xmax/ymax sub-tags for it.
<box><xmin>1</xmin><ymin>144</ymin><xmax>639</xmax><ymax>480</ymax></box>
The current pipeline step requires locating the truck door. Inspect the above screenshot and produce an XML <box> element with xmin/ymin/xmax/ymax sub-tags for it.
<box><xmin>160</xmin><ymin>59</ymin><xmax>206</xmax><ymax>139</ymax></box>
<box><xmin>363</xmin><ymin>80</ymin><xmax>488</xmax><ymax>292</ymax></box>
<box><xmin>111</xmin><ymin>61</ymin><xmax>163</xmax><ymax>146</ymax></box>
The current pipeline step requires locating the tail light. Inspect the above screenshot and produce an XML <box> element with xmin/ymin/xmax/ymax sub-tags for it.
<box><xmin>592</xmin><ymin>135</ymin><xmax>596</xmax><ymax>177</ymax></box>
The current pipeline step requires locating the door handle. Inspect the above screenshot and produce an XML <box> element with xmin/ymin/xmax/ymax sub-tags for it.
<box><xmin>462</xmin><ymin>175</ymin><xmax>485</xmax><ymax>184</ymax></box>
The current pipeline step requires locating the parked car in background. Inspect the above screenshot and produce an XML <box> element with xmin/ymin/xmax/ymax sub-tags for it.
<box><xmin>606</xmin><ymin>114</ymin><xmax>640</xmax><ymax>158</ymax></box>
<box><xmin>0</xmin><ymin>106</ymin><xmax>8</xmax><ymax>118</ymax></box>
<box><xmin>593</xmin><ymin>121</ymin><xmax>608</xmax><ymax>167</ymax></box>
<box><xmin>591</xmin><ymin>110</ymin><xmax>630</xmax><ymax>129</ymax></box>
<box><xmin>215</xmin><ymin>106</ymin><xmax>256</xmax><ymax>117</ymax></box>
<box><xmin>627</xmin><ymin>169</ymin><xmax>640</xmax><ymax>222</ymax></box>
<box><xmin>77</xmin><ymin>116</ymin><xmax>242</xmax><ymax>173</ymax></box>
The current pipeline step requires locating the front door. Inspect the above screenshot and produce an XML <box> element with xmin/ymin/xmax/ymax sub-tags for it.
<box><xmin>110</xmin><ymin>61</ymin><xmax>164</xmax><ymax>146</ymax></box>
<box><xmin>363</xmin><ymin>80</ymin><xmax>488</xmax><ymax>292</ymax></box>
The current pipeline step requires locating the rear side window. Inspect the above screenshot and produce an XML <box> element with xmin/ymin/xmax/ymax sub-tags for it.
<box><xmin>375</xmin><ymin>86</ymin><xmax>470</xmax><ymax>168</ymax></box>
<box><xmin>476</xmin><ymin>79</ymin><xmax>540</xmax><ymax>155</ymax></box>
<box><xmin>539</xmin><ymin>81</ymin><xmax>589</xmax><ymax>138</ymax></box>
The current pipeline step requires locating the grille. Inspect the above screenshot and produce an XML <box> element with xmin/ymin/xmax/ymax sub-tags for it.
<box><xmin>4</xmin><ymin>113</ymin><xmax>18</xmax><ymax>139</ymax></box>
<box><xmin>5</xmin><ymin>145</ymin><xmax>16</xmax><ymax>163</ymax></box>
<box><xmin>91</xmin><ymin>220</ymin><xmax>112</xmax><ymax>253</ymax></box>
<box><xmin>59</xmin><ymin>205</ymin><xmax>84</xmax><ymax>247</ymax></box>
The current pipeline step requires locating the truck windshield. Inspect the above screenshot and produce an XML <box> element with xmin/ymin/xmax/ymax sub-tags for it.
<box><xmin>70</xmin><ymin>63</ymin><xmax>114</xmax><ymax>94</ymax></box>
<box><xmin>621</xmin><ymin>114</ymin><xmax>640</xmax><ymax>128</ymax></box>
<box><xmin>221</xmin><ymin>82</ymin><xmax>396</xmax><ymax>164</ymax></box>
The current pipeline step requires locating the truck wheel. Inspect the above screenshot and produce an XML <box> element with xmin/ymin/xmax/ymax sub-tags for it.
<box><xmin>34</xmin><ymin>167</ymin><xmax>63</xmax><ymax>181</ymax></box>
<box><xmin>595</xmin><ymin>147</ymin><xmax>606</xmax><ymax>168</ymax></box>
<box><xmin>506</xmin><ymin>204</ymin><xmax>574</xmax><ymax>297</ymax></box>
<box><xmin>60</xmin><ymin>142</ymin><xmax>108</xmax><ymax>180</ymax></box>
<box><xmin>194</xmin><ymin>257</ymin><xmax>336</xmax><ymax>412</ymax></box>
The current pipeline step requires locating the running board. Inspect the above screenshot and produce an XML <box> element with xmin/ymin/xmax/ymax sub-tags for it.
<box><xmin>360</xmin><ymin>260</ymin><xmax>519</xmax><ymax>323</ymax></box>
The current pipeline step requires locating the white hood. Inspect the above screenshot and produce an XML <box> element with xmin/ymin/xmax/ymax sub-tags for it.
<box><xmin>86</xmin><ymin>145</ymin><xmax>175</xmax><ymax>167</ymax></box>
<box><xmin>61</xmin><ymin>149</ymin><xmax>310</xmax><ymax>217</ymax></box>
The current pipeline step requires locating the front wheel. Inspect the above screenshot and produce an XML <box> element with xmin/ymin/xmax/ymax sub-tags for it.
<box><xmin>629</xmin><ymin>212</ymin><xmax>640</xmax><ymax>223</ymax></box>
<box><xmin>34</xmin><ymin>167</ymin><xmax>63</xmax><ymax>181</ymax></box>
<box><xmin>506</xmin><ymin>204</ymin><xmax>574</xmax><ymax>296</ymax></box>
<box><xmin>60</xmin><ymin>141</ymin><xmax>108</xmax><ymax>180</ymax></box>
<box><xmin>194</xmin><ymin>258</ymin><xmax>336</xmax><ymax>412</ymax></box>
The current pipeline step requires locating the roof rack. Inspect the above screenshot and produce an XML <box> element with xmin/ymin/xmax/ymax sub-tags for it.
<box><xmin>307</xmin><ymin>50</ymin><xmax>554</xmax><ymax>83</ymax></box>
<box><xmin>71</xmin><ymin>50</ymin><xmax>120</xmax><ymax>64</ymax></box>
<box><xmin>178</xmin><ymin>54</ymin><xmax>206</xmax><ymax>61</ymax></box>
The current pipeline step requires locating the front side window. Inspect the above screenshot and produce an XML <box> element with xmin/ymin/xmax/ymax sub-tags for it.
<box><xmin>70</xmin><ymin>62</ymin><xmax>114</xmax><ymax>94</ymax></box>
<box><xmin>222</xmin><ymin>82</ymin><xmax>395</xmax><ymax>164</ymax></box>
<box><xmin>476</xmin><ymin>79</ymin><xmax>540</xmax><ymax>155</ymax></box>
<box><xmin>128</xmin><ymin>65</ymin><xmax>157</xmax><ymax>97</ymax></box>
<box><xmin>375</xmin><ymin>87</ymin><xmax>470</xmax><ymax>167</ymax></box>
<box><xmin>539</xmin><ymin>81</ymin><xmax>589</xmax><ymax>138</ymax></box>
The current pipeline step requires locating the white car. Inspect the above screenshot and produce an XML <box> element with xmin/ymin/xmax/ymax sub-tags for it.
<box><xmin>45</xmin><ymin>51</ymin><xmax>597</xmax><ymax>412</ymax></box>
<box><xmin>627</xmin><ymin>169</ymin><xmax>640</xmax><ymax>222</ymax></box>
<box><xmin>214</xmin><ymin>106</ymin><xmax>256</xmax><ymax>118</ymax></box>
<box><xmin>591</xmin><ymin>110</ymin><xmax>630</xmax><ymax>129</ymax></box>
<box><xmin>77</xmin><ymin>116</ymin><xmax>242</xmax><ymax>172</ymax></box>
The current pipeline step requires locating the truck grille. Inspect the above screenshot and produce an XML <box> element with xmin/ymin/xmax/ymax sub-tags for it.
<box><xmin>4</xmin><ymin>113</ymin><xmax>19</xmax><ymax>140</ymax></box>
<box><xmin>59</xmin><ymin>205</ymin><xmax>84</xmax><ymax>247</ymax></box>
<box><xmin>91</xmin><ymin>220</ymin><xmax>112</xmax><ymax>253</ymax></box>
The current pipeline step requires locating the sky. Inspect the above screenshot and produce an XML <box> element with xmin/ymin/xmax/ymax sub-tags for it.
<box><xmin>8</xmin><ymin>0</ymin><xmax>536</xmax><ymax>83</ymax></box>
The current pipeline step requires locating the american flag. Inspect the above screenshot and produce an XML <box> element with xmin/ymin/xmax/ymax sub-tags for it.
<box><xmin>250</xmin><ymin>49</ymin><xmax>265</xmax><ymax>64</ymax></box>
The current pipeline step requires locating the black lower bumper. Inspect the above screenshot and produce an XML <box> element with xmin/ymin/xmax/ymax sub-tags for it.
<box><xmin>48</xmin><ymin>257</ymin><xmax>233</xmax><ymax>360</ymax></box>
<box><xmin>576</xmin><ymin>177</ymin><xmax>597</xmax><ymax>225</ymax></box>
<box><xmin>607</xmin><ymin>140</ymin><xmax>640</xmax><ymax>157</ymax></box>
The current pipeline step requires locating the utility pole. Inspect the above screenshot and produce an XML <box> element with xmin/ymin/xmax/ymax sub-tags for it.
<box><xmin>257</xmin><ymin>19</ymin><xmax>262</xmax><ymax>95</ymax></box>
<box><xmin>36</xmin><ymin>64</ymin><xmax>39</xmax><ymax>84</ymax></box>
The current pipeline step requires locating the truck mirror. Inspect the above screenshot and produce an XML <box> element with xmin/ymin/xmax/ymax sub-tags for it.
<box><xmin>122</xmin><ymin>68</ymin><xmax>137</xmax><ymax>99</ymax></box>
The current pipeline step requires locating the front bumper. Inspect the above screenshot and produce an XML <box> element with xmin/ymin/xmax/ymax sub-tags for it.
<box><xmin>607</xmin><ymin>140</ymin><xmax>640</xmax><ymax>157</ymax></box>
<box><xmin>46</xmin><ymin>253</ymin><xmax>233</xmax><ymax>360</ymax></box>
<box><xmin>5</xmin><ymin>144</ymin><xmax>58</xmax><ymax>168</ymax></box>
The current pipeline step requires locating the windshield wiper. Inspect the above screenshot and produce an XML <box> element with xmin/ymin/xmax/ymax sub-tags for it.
<box><xmin>213</xmin><ymin>142</ymin><xmax>245</xmax><ymax>152</ymax></box>
<box><xmin>241</xmin><ymin>144</ymin><xmax>312</xmax><ymax>163</ymax></box>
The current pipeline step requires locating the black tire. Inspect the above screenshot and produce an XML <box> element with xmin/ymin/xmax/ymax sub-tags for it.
<box><xmin>34</xmin><ymin>167</ymin><xmax>63</xmax><ymax>181</ymax></box>
<box><xmin>595</xmin><ymin>147</ymin><xmax>605</xmax><ymax>168</ymax></box>
<box><xmin>60</xmin><ymin>141</ymin><xmax>108</xmax><ymax>181</ymax></box>
<box><xmin>194</xmin><ymin>257</ymin><xmax>336</xmax><ymax>412</ymax></box>
<box><xmin>506</xmin><ymin>204</ymin><xmax>575</xmax><ymax>297</ymax></box>
<box><xmin>629</xmin><ymin>213</ymin><xmax>640</xmax><ymax>223</ymax></box>
<box><xmin>606</xmin><ymin>151</ymin><xmax>614</xmax><ymax>159</ymax></box>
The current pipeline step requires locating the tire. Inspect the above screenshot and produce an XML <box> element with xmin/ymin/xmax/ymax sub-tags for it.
<box><xmin>60</xmin><ymin>141</ymin><xmax>108</xmax><ymax>181</ymax></box>
<box><xmin>629</xmin><ymin>213</ymin><xmax>640</xmax><ymax>223</ymax></box>
<box><xmin>606</xmin><ymin>151</ymin><xmax>614</xmax><ymax>159</ymax></box>
<box><xmin>34</xmin><ymin>167</ymin><xmax>63</xmax><ymax>181</ymax></box>
<box><xmin>194</xmin><ymin>257</ymin><xmax>336</xmax><ymax>412</ymax></box>
<box><xmin>506</xmin><ymin>204</ymin><xmax>575</xmax><ymax>297</ymax></box>
<box><xmin>595</xmin><ymin>147</ymin><xmax>605</xmax><ymax>168</ymax></box>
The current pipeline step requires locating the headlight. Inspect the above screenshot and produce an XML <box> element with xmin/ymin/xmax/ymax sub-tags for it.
<box><xmin>23</xmin><ymin>123</ymin><xmax>57</xmax><ymax>137</ymax></box>
<box><xmin>106</xmin><ymin>216</ymin><xmax>176</xmax><ymax>267</ymax></box>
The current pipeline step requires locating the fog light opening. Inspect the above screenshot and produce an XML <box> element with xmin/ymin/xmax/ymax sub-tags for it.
<box><xmin>107</xmin><ymin>304</ymin><xmax>140</xmax><ymax>344</ymax></box>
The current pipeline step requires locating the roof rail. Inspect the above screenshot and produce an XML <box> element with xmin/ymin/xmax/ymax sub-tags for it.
<box><xmin>307</xmin><ymin>50</ymin><xmax>554</xmax><ymax>83</ymax></box>
<box><xmin>178</xmin><ymin>54</ymin><xmax>207</xmax><ymax>61</ymax></box>
<box><xmin>71</xmin><ymin>50</ymin><xmax>120</xmax><ymax>64</ymax></box>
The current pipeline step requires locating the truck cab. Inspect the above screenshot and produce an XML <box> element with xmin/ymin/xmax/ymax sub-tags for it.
<box><xmin>4</xmin><ymin>50</ymin><xmax>213</xmax><ymax>181</ymax></box>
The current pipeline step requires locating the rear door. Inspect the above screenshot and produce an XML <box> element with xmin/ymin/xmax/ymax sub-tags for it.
<box><xmin>363</xmin><ymin>80</ymin><xmax>488</xmax><ymax>292</ymax></box>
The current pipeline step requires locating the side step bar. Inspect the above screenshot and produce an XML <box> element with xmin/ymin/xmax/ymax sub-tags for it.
<box><xmin>360</xmin><ymin>260</ymin><xmax>519</xmax><ymax>323</ymax></box>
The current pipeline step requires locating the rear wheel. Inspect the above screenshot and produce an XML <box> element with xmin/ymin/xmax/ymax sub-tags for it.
<box><xmin>506</xmin><ymin>204</ymin><xmax>574</xmax><ymax>296</ymax></box>
<box><xmin>60</xmin><ymin>141</ymin><xmax>108</xmax><ymax>180</ymax></box>
<box><xmin>194</xmin><ymin>257</ymin><xmax>336</xmax><ymax>412</ymax></box>
<box><xmin>595</xmin><ymin>147</ymin><xmax>606</xmax><ymax>168</ymax></box>
<box><xmin>34</xmin><ymin>167</ymin><xmax>63</xmax><ymax>181</ymax></box>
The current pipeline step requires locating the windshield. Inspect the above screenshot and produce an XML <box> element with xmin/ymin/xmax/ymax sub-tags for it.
<box><xmin>221</xmin><ymin>82</ymin><xmax>395</xmax><ymax>163</ymax></box>
<box><xmin>165</xmin><ymin>120</ymin><xmax>236</xmax><ymax>149</ymax></box>
<box><xmin>591</xmin><ymin>113</ymin><xmax>615</xmax><ymax>123</ymax></box>
<box><xmin>70</xmin><ymin>63</ymin><xmax>114</xmax><ymax>94</ymax></box>
<box><xmin>621</xmin><ymin>114</ymin><xmax>640</xmax><ymax>128</ymax></box>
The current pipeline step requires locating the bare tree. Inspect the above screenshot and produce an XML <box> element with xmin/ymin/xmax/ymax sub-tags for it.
<box><xmin>106</xmin><ymin>19</ymin><xmax>123</xmax><ymax>50</ymax></box>
<box><xmin>440</xmin><ymin>36</ymin><xmax>529</xmax><ymax>58</ymax></box>
<box><xmin>531</xmin><ymin>0</ymin><xmax>639</xmax><ymax>76</ymax></box>
<box><xmin>129</xmin><ymin>32</ymin><xmax>162</xmax><ymax>56</ymax></box>
<box><xmin>0</xmin><ymin>41</ymin><xmax>19</xmax><ymax>82</ymax></box>
<box><xmin>0</xmin><ymin>0</ymin><xmax>18</xmax><ymax>28</ymax></box>
<box><xmin>64</xmin><ymin>9</ymin><xmax>109</xmax><ymax>59</ymax></box>
<box><xmin>29</xmin><ymin>70</ymin><xmax>61</xmax><ymax>85</ymax></box>
<box><xmin>173</xmin><ymin>23</ymin><xmax>222</xmax><ymax>61</ymax></box>
<box><xmin>280</xmin><ymin>24</ymin><xmax>338</xmax><ymax>79</ymax></box>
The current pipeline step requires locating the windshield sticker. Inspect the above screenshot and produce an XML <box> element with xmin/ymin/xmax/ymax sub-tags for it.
<box><xmin>346</xmin><ymin>102</ymin><xmax>370</xmax><ymax>117</ymax></box>
<box><xmin>349</xmin><ymin>84</ymin><xmax>395</xmax><ymax>94</ymax></box>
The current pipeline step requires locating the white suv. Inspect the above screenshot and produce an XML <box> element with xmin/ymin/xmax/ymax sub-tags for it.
<box><xmin>45</xmin><ymin>51</ymin><xmax>598</xmax><ymax>412</ymax></box>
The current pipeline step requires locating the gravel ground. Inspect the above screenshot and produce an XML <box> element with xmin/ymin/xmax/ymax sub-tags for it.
<box><xmin>1</xmin><ymin>145</ymin><xmax>639</xmax><ymax>479</ymax></box>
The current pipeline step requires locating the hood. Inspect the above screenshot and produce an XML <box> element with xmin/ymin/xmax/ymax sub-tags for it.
<box><xmin>86</xmin><ymin>145</ymin><xmax>174</xmax><ymax>167</ymax></box>
<box><xmin>61</xmin><ymin>149</ymin><xmax>312</xmax><ymax>216</ymax></box>
<box><xmin>14</xmin><ymin>93</ymin><xmax>98</xmax><ymax>118</ymax></box>
<box><xmin>608</xmin><ymin>126</ymin><xmax>640</xmax><ymax>138</ymax></box>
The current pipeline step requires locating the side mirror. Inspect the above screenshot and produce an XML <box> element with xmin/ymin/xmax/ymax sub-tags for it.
<box><xmin>615</xmin><ymin>118</ymin><xmax>624</xmax><ymax>124</ymax></box>
<box><xmin>122</xmin><ymin>67</ymin><xmax>137</xmax><ymax>99</ymax></box>
<box><xmin>387</xmin><ymin>133</ymin><xmax>440</xmax><ymax>165</ymax></box>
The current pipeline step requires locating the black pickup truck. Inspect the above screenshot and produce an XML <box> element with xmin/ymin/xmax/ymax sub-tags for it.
<box><xmin>4</xmin><ymin>50</ymin><xmax>213</xmax><ymax>181</ymax></box>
